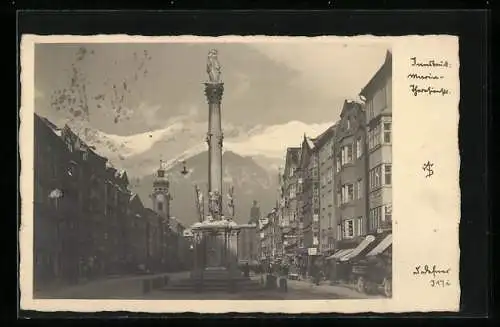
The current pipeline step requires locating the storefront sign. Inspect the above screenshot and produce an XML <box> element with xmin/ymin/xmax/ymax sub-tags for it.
<box><xmin>308</xmin><ymin>247</ymin><xmax>318</xmax><ymax>256</ymax></box>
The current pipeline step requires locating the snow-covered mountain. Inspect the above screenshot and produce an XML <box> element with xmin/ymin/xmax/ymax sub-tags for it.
<box><xmin>54</xmin><ymin>117</ymin><xmax>335</xmax><ymax>227</ymax></box>
<box><xmin>70</xmin><ymin>118</ymin><xmax>334</xmax><ymax>177</ymax></box>
<box><xmin>129</xmin><ymin>151</ymin><xmax>279</xmax><ymax>226</ymax></box>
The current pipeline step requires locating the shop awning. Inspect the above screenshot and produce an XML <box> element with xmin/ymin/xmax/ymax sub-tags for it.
<box><xmin>340</xmin><ymin>235</ymin><xmax>376</xmax><ymax>262</ymax></box>
<box><xmin>326</xmin><ymin>248</ymin><xmax>354</xmax><ymax>260</ymax></box>
<box><xmin>367</xmin><ymin>233</ymin><xmax>392</xmax><ymax>257</ymax></box>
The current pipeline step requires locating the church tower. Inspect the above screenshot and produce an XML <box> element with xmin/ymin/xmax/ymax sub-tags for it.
<box><xmin>151</xmin><ymin>160</ymin><xmax>171</xmax><ymax>226</ymax></box>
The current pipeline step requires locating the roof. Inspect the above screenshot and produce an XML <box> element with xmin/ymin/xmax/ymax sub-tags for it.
<box><xmin>305</xmin><ymin>137</ymin><xmax>315</xmax><ymax>150</ymax></box>
<box><xmin>340</xmin><ymin>99</ymin><xmax>364</xmax><ymax>118</ymax></box>
<box><xmin>313</xmin><ymin>123</ymin><xmax>337</xmax><ymax>149</ymax></box>
<box><xmin>360</xmin><ymin>50</ymin><xmax>392</xmax><ymax>98</ymax></box>
<box><xmin>285</xmin><ymin>147</ymin><xmax>301</xmax><ymax>168</ymax></box>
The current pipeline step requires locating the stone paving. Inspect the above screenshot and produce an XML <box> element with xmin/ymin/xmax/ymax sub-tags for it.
<box><xmin>33</xmin><ymin>272</ymin><xmax>383</xmax><ymax>300</ymax></box>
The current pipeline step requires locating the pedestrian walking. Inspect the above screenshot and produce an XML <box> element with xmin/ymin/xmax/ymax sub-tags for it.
<box><xmin>279</xmin><ymin>263</ymin><xmax>288</xmax><ymax>292</ymax></box>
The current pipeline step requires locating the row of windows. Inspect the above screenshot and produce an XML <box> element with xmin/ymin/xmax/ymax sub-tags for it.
<box><xmin>335</xmin><ymin>137</ymin><xmax>365</xmax><ymax>172</ymax></box>
<box><xmin>369</xmin><ymin>164</ymin><xmax>392</xmax><ymax>190</ymax></box>
<box><xmin>368</xmin><ymin>119</ymin><xmax>392</xmax><ymax>150</ymax></box>
<box><xmin>289</xmin><ymin>165</ymin><xmax>390</xmax><ymax>205</ymax></box>
<box><xmin>369</xmin><ymin>204</ymin><xmax>392</xmax><ymax>231</ymax></box>
<box><xmin>337</xmin><ymin>179</ymin><xmax>363</xmax><ymax>206</ymax></box>
<box><xmin>320</xmin><ymin>168</ymin><xmax>334</xmax><ymax>186</ymax></box>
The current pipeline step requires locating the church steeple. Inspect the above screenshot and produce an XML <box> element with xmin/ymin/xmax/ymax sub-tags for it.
<box><xmin>151</xmin><ymin>158</ymin><xmax>171</xmax><ymax>224</ymax></box>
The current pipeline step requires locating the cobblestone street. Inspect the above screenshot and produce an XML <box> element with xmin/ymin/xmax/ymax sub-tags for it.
<box><xmin>35</xmin><ymin>272</ymin><xmax>382</xmax><ymax>300</ymax></box>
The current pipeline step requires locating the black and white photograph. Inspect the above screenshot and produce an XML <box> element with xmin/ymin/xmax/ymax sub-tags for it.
<box><xmin>20</xmin><ymin>34</ymin><xmax>461</xmax><ymax>313</ymax></box>
<box><xmin>29</xmin><ymin>39</ymin><xmax>393</xmax><ymax>301</ymax></box>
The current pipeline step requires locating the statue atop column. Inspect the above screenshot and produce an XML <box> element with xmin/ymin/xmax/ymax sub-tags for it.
<box><xmin>207</xmin><ymin>49</ymin><xmax>222</xmax><ymax>84</ymax></box>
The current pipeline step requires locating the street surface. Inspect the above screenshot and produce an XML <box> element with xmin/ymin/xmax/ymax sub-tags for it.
<box><xmin>35</xmin><ymin>272</ymin><xmax>383</xmax><ymax>300</ymax></box>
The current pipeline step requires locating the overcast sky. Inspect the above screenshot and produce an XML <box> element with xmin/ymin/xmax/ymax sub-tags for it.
<box><xmin>34</xmin><ymin>41</ymin><xmax>389</xmax><ymax>136</ymax></box>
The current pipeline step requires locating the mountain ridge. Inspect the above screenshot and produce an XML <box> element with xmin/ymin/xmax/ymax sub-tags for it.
<box><xmin>129</xmin><ymin>150</ymin><xmax>279</xmax><ymax>227</ymax></box>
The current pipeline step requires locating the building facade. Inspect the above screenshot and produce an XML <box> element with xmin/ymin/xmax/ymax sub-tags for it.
<box><xmin>281</xmin><ymin>148</ymin><xmax>301</xmax><ymax>259</ymax></box>
<box><xmin>314</xmin><ymin>125</ymin><xmax>337</xmax><ymax>255</ymax></box>
<box><xmin>33</xmin><ymin>113</ymin><xmax>189</xmax><ymax>291</ymax></box>
<box><xmin>297</xmin><ymin>135</ymin><xmax>321</xmax><ymax>272</ymax></box>
<box><xmin>333</xmin><ymin>100</ymin><xmax>369</xmax><ymax>249</ymax></box>
<box><xmin>361</xmin><ymin>51</ymin><xmax>393</xmax><ymax>234</ymax></box>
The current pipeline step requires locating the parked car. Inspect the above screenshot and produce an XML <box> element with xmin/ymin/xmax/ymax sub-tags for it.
<box><xmin>351</xmin><ymin>255</ymin><xmax>392</xmax><ymax>297</ymax></box>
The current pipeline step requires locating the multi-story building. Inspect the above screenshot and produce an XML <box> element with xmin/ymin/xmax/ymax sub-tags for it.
<box><xmin>258</xmin><ymin>216</ymin><xmax>271</xmax><ymax>261</ymax></box>
<box><xmin>150</xmin><ymin>161</ymin><xmax>172</xmax><ymax>270</ymax></box>
<box><xmin>361</xmin><ymin>51</ymin><xmax>393</xmax><ymax>234</ymax></box>
<box><xmin>34</xmin><ymin>114</ymin><xmax>73</xmax><ymax>287</ymax></box>
<box><xmin>144</xmin><ymin>207</ymin><xmax>163</xmax><ymax>272</ymax></box>
<box><xmin>34</xmin><ymin>113</ymin><xmax>189</xmax><ymax>290</ymax></box>
<box><xmin>298</xmin><ymin>135</ymin><xmax>320</xmax><ymax>272</ymax></box>
<box><xmin>127</xmin><ymin>194</ymin><xmax>148</xmax><ymax>272</ymax></box>
<box><xmin>314</xmin><ymin>124</ymin><xmax>338</xmax><ymax>255</ymax></box>
<box><xmin>281</xmin><ymin>147</ymin><xmax>301</xmax><ymax>259</ymax></box>
<box><xmin>333</xmin><ymin>100</ymin><xmax>369</xmax><ymax>250</ymax></box>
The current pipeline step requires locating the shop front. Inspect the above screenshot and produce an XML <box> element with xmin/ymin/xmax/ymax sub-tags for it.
<box><xmin>325</xmin><ymin>232</ymin><xmax>392</xmax><ymax>296</ymax></box>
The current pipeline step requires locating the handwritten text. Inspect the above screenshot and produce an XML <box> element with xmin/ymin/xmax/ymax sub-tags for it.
<box><xmin>407</xmin><ymin>57</ymin><xmax>451</xmax><ymax>97</ymax></box>
<box><xmin>410</xmin><ymin>57</ymin><xmax>450</xmax><ymax>68</ymax></box>
<box><xmin>410</xmin><ymin>84</ymin><xmax>449</xmax><ymax>97</ymax></box>
<box><xmin>430</xmin><ymin>279</ymin><xmax>451</xmax><ymax>288</ymax></box>
<box><xmin>413</xmin><ymin>265</ymin><xmax>451</xmax><ymax>278</ymax></box>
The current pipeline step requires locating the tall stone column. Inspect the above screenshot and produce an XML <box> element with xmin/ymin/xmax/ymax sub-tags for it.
<box><xmin>204</xmin><ymin>82</ymin><xmax>224</xmax><ymax>219</ymax></box>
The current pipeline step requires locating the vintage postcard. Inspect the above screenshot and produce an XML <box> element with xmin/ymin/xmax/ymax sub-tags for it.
<box><xmin>19</xmin><ymin>34</ymin><xmax>460</xmax><ymax>313</ymax></box>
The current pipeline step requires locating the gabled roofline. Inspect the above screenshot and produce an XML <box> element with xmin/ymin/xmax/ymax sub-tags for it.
<box><xmin>360</xmin><ymin>50</ymin><xmax>392</xmax><ymax>98</ymax></box>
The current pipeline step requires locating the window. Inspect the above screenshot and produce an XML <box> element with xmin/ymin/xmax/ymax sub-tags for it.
<box><xmin>369</xmin><ymin>166</ymin><xmax>382</xmax><ymax>190</ymax></box>
<box><xmin>289</xmin><ymin>167</ymin><xmax>295</xmax><ymax>177</ymax></box>
<box><xmin>341</xmin><ymin>145</ymin><xmax>353</xmax><ymax>165</ymax></box>
<box><xmin>368</xmin><ymin>124</ymin><xmax>381</xmax><ymax>150</ymax></box>
<box><xmin>341</xmin><ymin>184</ymin><xmax>354</xmax><ymax>204</ymax></box>
<box><xmin>346</xmin><ymin>119</ymin><xmax>351</xmax><ymax>130</ymax></box>
<box><xmin>336</xmin><ymin>224</ymin><xmax>342</xmax><ymax>239</ymax></box>
<box><xmin>357</xmin><ymin>217</ymin><xmax>363</xmax><ymax>236</ymax></box>
<box><xmin>327</xmin><ymin>168</ymin><xmax>333</xmax><ymax>183</ymax></box>
<box><xmin>356</xmin><ymin>137</ymin><xmax>363</xmax><ymax>158</ymax></box>
<box><xmin>327</xmin><ymin>212</ymin><xmax>332</xmax><ymax>228</ymax></box>
<box><xmin>369</xmin><ymin>207</ymin><xmax>382</xmax><ymax>231</ymax></box>
<box><xmin>158</xmin><ymin>170</ymin><xmax>165</xmax><ymax>178</ymax></box>
<box><xmin>357</xmin><ymin>179</ymin><xmax>363</xmax><ymax>199</ymax></box>
<box><xmin>347</xmin><ymin>184</ymin><xmax>354</xmax><ymax>202</ymax></box>
<box><xmin>290</xmin><ymin>184</ymin><xmax>296</xmax><ymax>199</ymax></box>
<box><xmin>336</xmin><ymin>189</ymin><xmax>341</xmax><ymax>207</ymax></box>
<box><xmin>66</xmin><ymin>138</ymin><xmax>73</xmax><ymax>152</ymax></box>
<box><xmin>82</xmin><ymin>150</ymin><xmax>88</xmax><ymax>161</ymax></box>
<box><xmin>384</xmin><ymin>122</ymin><xmax>392</xmax><ymax>143</ymax></box>
<box><xmin>336</xmin><ymin>155</ymin><xmax>341</xmax><ymax>172</ymax></box>
<box><xmin>313</xmin><ymin>235</ymin><xmax>319</xmax><ymax>245</ymax></box>
<box><xmin>343</xmin><ymin>219</ymin><xmax>354</xmax><ymax>238</ymax></box>
<box><xmin>157</xmin><ymin>202</ymin><xmax>163</xmax><ymax>212</ymax></box>
<box><xmin>385</xmin><ymin>164</ymin><xmax>392</xmax><ymax>185</ymax></box>
<box><xmin>328</xmin><ymin>237</ymin><xmax>335</xmax><ymax>248</ymax></box>
<box><xmin>384</xmin><ymin>204</ymin><xmax>392</xmax><ymax>222</ymax></box>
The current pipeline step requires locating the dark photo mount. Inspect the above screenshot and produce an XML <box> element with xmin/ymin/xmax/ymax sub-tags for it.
<box><xmin>14</xmin><ymin>7</ymin><xmax>490</xmax><ymax>320</ymax></box>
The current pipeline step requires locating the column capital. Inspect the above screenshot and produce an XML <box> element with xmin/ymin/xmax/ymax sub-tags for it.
<box><xmin>204</xmin><ymin>83</ymin><xmax>224</xmax><ymax>104</ymax></box>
